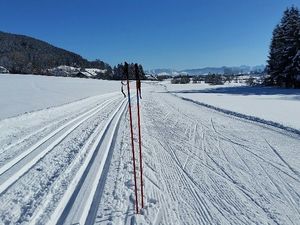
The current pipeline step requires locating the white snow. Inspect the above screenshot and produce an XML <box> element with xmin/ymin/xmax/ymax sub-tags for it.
<box><xmin>85</xmin><ymin>68</ymin><xmax>107</xmax><ymax>76</ymax></box>
<box><xmin>0</xmin><ymin>75</ymin><xmax>299</xmax><ymax>225</ymax></box>
<box><xmin>0</xmin><ymin>74</ymin><xmax>121</xmax><ymax>119</ymax></box>
<box><xmin>165</xmin><ymin>82</ymin><xmax>300</xmax><ymax>130</ymax></box>
<box><xmin>96</xmin><ymin>82</ymin><xmax>300</xmax><ymax>225</ymax></box>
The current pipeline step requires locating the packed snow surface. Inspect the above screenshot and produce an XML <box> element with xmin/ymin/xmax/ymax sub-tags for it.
<box><xmin>165</xmin><ymin>82</ymin><xmax>300</xmax><ymax>130</ymax></box>
<box><xmin>0</xmin><ymin>76</ymin><xmax>299</xmax><ymax>225</ymax></box>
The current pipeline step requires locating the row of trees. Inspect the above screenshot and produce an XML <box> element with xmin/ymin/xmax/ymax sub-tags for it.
<box><xmin>171</xmin><ymin>76</ymin><xmax>190</xmax><ymax>84</ymax></box>
<box><xmin>203</xmin><ymin>74</ymin><xmax>224</xmax><ymax>85</ymax></box>
<box><xmin>267</xmin><ymin>6</ymin><xmax>300</xmax><ymax>88</ymax></box>
<box><xmin>171</xmin><ymin>74</ymin><xmax>231</xmax><ymax>85</ymax></box>
<box><xmin>192</xmin><ymin>74</ymin><xmax>252</xmax><ymax>85</ymax></box>
<box><xmin>112</xmin><ymin>63</ymin><xmax>146</xmax><ymax>80</ymax></box>
<box><xmin>88</xmin><ymin>62</ymin><xmax>146</xmax><ymax>80</ymax></box>
<box><xmin>170</xmin><ymin>74</ymin><xmax>261</xmax><ymax>86</ymax></box>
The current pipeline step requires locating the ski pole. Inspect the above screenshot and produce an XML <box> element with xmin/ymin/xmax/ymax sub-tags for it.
<box><xmin>124</xmin><ymin>62</ymin><xmax>139</xmax><ymax>214</ymax></box>
<box><xmin>135</xmin><ymin>64</ymin><xmax>144</xmax><ymax>208</ymax></box>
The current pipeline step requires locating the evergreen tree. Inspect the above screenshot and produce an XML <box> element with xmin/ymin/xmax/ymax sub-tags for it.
<box><xmin>267</xmin><ymin>24</ymin><xmax>285</xmax><ymax>82</ymax></box>
<box><xmin>282</xmin><ymin>7</ymin><xmax>300</xmax><ymax>86</ymax></box>
<box><xmin>112</xmin><ymin>63</ymin><xmax>147</xmax><ymax>80</ymax></box>
<box><xmin>267</xmin><ymin>6</ymin><xmax>300</xmax><ymax>87</ymax></box>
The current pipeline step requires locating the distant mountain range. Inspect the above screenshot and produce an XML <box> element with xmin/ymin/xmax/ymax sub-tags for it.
<box><xmin>147</xmin><ymin>65</ymin><xmax>266</xmax><ymax>76</ymax></box>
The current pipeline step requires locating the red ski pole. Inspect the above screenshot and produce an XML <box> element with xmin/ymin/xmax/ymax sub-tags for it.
<box><xmin>135</xmin><ymin>64</ymin><xmax>144</xmax><ymax>208</ymax></box>
<box><xmin>124</xmin><ymin>62</ymin><xmax>139</xmax><ymax>214</ymax></box>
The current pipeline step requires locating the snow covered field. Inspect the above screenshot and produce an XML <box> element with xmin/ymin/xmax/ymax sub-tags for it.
<box><xmin>165</xmin><ymin>82</ymin><xmax>300</xmax><ymax>131</ymax></box>
<box><xmin>0</xmin><ymin>74</ymin><xmax>120</xmax><ymax>119</ymax></box>
<box><xmin>0</xmin><ymin>75</ymin><xmax>299</xmax><ymax>225</ymax></box>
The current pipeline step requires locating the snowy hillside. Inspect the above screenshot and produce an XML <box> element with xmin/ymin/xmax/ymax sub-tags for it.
<box><xmin>0</xmin><ymin>31</ymin><xmax>111</xmax><ymax>75</ymax></box>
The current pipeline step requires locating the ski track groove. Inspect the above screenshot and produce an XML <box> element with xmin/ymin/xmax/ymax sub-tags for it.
<box><xmin>154</xmin><ymin>128</ymin><xmax>213</xmax><ymax>224</ymax></box>
<box><xmin>264</xmin><ymin>138</ymin><xmax>300</xmax><ymax>179</ymax></box>
<box><xmin>0</xmin><ymin>97</ymin><xmax>118</xmax><ymax>178</ymax></box>
<box><xmin>57</xmin><ymin>99</ymin><xmax>127</xmax><ymax>225</ymax></box>
<box><xmin>0</xmin><ymin>92</ymin><xmax>119</xmax><ymax>154</ymax></box>
<box><xmin>0</xmin><ymin>97</ymin><xmax>120</xmax><ymax>195</ymax></box>
<box><xmin>30</xmin><ymin>99</ymin><xmax>126</xmax><ymax>224</ymax></box>
<box><xmin>0</xmin><ymin>117</ymin><xmax>65</xmax><ymax>155</ymax></box>
<box><xmin>140</xmin><ymin>85</ymin><xmax>300</xmax><ymax>225</ymax></box>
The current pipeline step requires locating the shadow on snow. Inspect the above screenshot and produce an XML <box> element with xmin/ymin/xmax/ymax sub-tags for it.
<box><xmin>168</xmin><ymin>86</ymin><xmax>300</xmax><ymax>99</ymax></box>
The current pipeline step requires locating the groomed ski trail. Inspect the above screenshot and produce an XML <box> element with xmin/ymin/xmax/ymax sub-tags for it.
<box><xmin>95</xmin><ymin>82</ymin><xmax>300</xmax><ymax>225</ymax></box>
<box><xmin>0</xmin><ymin>83</ymin><xmax>299</xmax><ymax>225</ymax></box>
<box><xmin>0</xmin><ymin>93</ymin><xmax>125</xmax><ymax>224</ymax></box>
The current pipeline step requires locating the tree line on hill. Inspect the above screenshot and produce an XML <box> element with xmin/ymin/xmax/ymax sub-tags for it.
<box><xmin>0</xmin><ymin>31</ymin><xmax>146</xmax><ymax>80</ymax></box>
<box><xmin>267</xmin><ymin>6</ymin><xmax>300</xmax><ymax>88</ymax></box>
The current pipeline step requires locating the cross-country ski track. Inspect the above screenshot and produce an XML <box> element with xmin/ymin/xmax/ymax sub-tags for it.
<box><xmin>0</xmin><ymin>82</ymin><xmax>299</xmax><ymax>225</ymax></box>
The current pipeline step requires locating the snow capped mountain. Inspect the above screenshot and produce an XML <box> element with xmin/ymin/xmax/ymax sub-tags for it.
<box><xmin>147</xmin><ymin>69</ymin><xmax>183</xmax><ymax>76</ymax></box>
<box><xmin>147</xmin><ymin>65</ymin><xmax>265</xmax><ymax>76</ymax></box>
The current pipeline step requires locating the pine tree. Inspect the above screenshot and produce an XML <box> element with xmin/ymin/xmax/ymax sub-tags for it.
<box><xmin>112</xmin><ymin>63</ymin><xmax>147</xmax><ymax>80</ymax></box>
<box><xmin>267</xmin><ymin>24</ymin><xmax>285</xmax><ymax>82</ymax></box>
<box><xmin>282</xmin><ymin>7</ymin><xmax>300</xmax><ymax>87</ymax></box>
<box><xmin>267</xmin><ymin>6</ymin><xmax>300</xmax><ymax>87</ymax></box>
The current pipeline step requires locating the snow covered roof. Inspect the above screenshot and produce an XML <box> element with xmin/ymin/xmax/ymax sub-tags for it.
<box><xmin>85</xmin><ymin>68</ymin><xmax>107</xmax><ymax>76</ymax></box>
<box><xmin>77</xmin><ymin>71</ymin><xmax>93</xmax><ymax>77</ymax></box>
<box><xmin>0</xmin><ymin>66</ymin><xmax>9</xmax><ymax>73</ymax></box>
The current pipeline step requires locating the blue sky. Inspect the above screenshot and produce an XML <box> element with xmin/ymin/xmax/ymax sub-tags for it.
<box><xmin>0</xmin><ymin>0</ymin><xmax>299</xmax><ymax>70</ymax></box>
